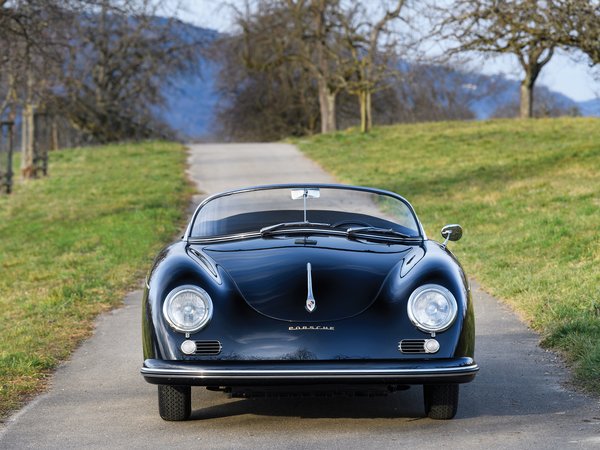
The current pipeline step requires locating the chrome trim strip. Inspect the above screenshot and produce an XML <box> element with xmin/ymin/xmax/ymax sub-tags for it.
<box><xmin>141</xmin><ymin>364</ymin><xmax>479</xmax><ymax>379</ymax></box>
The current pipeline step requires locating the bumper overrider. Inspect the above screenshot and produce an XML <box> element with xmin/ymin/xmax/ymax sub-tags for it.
<box><xmin>141</xmin><ymin>357</ymin><xmax>478</xmax><ymax>386</ymax></box>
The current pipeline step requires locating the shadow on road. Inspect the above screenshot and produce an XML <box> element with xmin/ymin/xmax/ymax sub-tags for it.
<box><xmin>189</xmin><ymin>387</ymin><xmax>425</xmax><ymax>421</ymax></box>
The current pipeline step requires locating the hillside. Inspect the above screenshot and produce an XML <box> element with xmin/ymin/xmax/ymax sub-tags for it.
<box><xmin>294</xmin><ymin>118</ymin><xmax>600</xmax><ymax>392</ymax></box>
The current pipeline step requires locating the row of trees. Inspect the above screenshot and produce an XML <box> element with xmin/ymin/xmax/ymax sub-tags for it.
<box><xmin>216</xmin><ymin>0</ymin><xmax>408</xmax><ymax>135</ymax></box>
<box><xmin>213</xmin><ymin>0</ymin><xmax>599</xmax><ymax>140</ymax></box>
<box><xmin>0</xmin><ymin>0</ymin><xmax>203</xmax><ymax>178</ymax></box>
<box><xmin>2</xmin><ymin>0</ymin><xmax>597</xmax><ymax>154</ymax></box>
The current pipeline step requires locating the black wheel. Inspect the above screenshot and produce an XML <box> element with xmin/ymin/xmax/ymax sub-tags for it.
<box><xmin>423</xmin><ymin>384</ymin><xmax>459</xmax><ymax>420</ymax></box>
<box><xmin>158</xmin><ymin>385</ymin><xmax>191</xmax><ymax>421</ymax></box>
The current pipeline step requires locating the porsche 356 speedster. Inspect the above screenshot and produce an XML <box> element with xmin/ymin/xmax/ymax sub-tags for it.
<box><xmin>141</xmin><ymin>184</ymin><xmax>478</xmax><ymax>421</ymax></box>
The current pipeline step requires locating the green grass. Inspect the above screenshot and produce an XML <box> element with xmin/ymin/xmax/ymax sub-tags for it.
<box><xmin>0</xmin><ymin>141</ymin><xmax>192</xmax><ymax>419</ymax></box>
<box><xmin>294</xmin><ymin>118</ymin><xmax>600</xmax><ymax>392</ymax></box>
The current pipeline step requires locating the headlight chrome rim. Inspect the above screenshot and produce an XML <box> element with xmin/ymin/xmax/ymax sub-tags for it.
<box><xmin>162</xmin><ymin>285</ymin><xmax>213</xmax><ymax>333</ymax></box>
<box><xmin>407</xmin><ymin>284</ymin><xmax>458</xmax><ymax>333</ymax></box>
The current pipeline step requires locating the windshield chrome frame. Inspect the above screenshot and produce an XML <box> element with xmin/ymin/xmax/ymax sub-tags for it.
<box><xmin>183</xmin><ymin>183</ymin><xmax>427</xmax><ymax>243</ymax></box>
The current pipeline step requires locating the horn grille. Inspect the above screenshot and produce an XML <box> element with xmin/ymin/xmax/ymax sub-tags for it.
<box><xmin>398</xmin><ymin>339</ymin><xmax>426</xmax><ymax>353</ymax></box>
<box><xmin>194</xmin><ymin>340</ymin><xmax>222</xmax><ymax>355</ymax></box>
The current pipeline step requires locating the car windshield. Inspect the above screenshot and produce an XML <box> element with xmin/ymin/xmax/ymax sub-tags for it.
<box><xmin>189</xmin><ymin>186</ymin><xmax>421</xmax><ymax>239</ymax></box>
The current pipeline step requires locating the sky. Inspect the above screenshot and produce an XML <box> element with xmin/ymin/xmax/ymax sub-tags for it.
<box><xmin>171</xmin><ymin>0</ymin><xmax>599</xmax><ymax>102</ymax></box>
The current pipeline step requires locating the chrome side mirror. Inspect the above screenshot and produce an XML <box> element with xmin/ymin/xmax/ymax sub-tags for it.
<box><xmin>441</xmin><ymin>224</ymin><xmax>462</xmax><ymax>248</ymax></box>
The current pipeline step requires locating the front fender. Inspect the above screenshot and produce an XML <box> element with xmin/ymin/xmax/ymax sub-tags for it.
<box><xmin>142</xmin><ymin>241</ymin><xmax>229</xmax><ymax>360</ymax></box>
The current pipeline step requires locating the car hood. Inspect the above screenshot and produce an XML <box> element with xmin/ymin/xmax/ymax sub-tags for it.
<box><xmin>201</xmin><ymin>236</ymin><xmax>411</xmax><ymax>322</ymax></box>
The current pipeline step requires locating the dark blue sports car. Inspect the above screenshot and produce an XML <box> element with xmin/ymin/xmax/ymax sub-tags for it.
<box><xmin>141</xmin><ymin>184</ymin><xmax>477</xmax><ymax>421</ymax></box>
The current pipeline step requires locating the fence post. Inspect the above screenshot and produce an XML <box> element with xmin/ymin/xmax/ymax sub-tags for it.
<box><xmin>51</xmin><ymin>115</ymin><xmax>59</xmax><ymax>151</ymax></box>
<box><xmin>41</xmin><ymin>113</ymin><xmax>48</xmax><ymax>176</ymax></box>
<box><xmin>33</xmin><ymin>112</ymin><xmax>49</xmax><ymax>177</ymax></box>
<box><xmin>1</xmin><ymin>121</ymin><xmax>14</xmax><ymax>194</ymax></box>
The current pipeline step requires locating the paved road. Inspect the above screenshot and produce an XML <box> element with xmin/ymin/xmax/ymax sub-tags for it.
<box><xmin>1</xmin><ymin>143</ymin><xmax>599</xmax><ymax>449</ymax></box>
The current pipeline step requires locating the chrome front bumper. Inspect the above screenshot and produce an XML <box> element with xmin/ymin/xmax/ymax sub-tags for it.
<box><xmin>141</xmin><ymin>357</ymin><xmax>479</xmax><ymax>386</ymax></box>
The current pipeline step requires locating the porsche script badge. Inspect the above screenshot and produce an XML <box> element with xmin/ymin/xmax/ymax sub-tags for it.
<box><xmin>306</xmin><ymin>262</ymin><xmax>316</xmax><ymax>313</ymax></box>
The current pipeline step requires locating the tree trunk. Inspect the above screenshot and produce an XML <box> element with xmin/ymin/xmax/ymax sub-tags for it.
<box><xmin>21</xmin><ymin>60</ymin><xmax>36</xmax><ymax>179</ymax></box>
<box><xmin>318</xmin><ymin>80</ymin><xmax>336</xmax><ymax>133</ymax></box>
<box><xmin>366</xmin><ymin>90</ymin><xmax>372</xmax><ymax>132</ymax></box>
<box><xmin>359</xmin><ymin>90</ymin><xmax>373</xmax><ymax>133</ymax></box>
<box><xmin>0</xmin><ymin>73</ymin><xmax>15</xmax><ymax>118</ymax></box>
<box><xmin>520</xmin><ymin>80</ymin><xmax>534</xmax><ymax>119</ymax></box>
<box><xmin>51</xmin><ymin>116</ymin><xmax>59</xmax><ymax>151</ymax></box>
<box><xmin>359</xmin><ymin>91</ymin><xmax>367</xmax><ymax>133</ymax></box>
<box><xmin>21</xmin><ymin>103</ymin><xmax>35</xmax><ymax>178</ymax></box>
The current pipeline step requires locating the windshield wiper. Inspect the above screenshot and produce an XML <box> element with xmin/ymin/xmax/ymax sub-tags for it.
<box><xmin>346</xmin><ymin>226</ymin><xmax>418</xmax><ymax>241</ymax></box>
<box><xmin>259</xmin><ymin>223</ymin><xmax>419</xmax><ymax>241</ymax></box>
<box><xmin>260</xmin><ymin>221</ymin><xmax>333</xmax><ymax>236</ymax></box>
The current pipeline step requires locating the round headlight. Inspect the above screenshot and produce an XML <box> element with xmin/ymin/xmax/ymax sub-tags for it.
<box><xmin>162</xmin><ymin>285</ymin><xmax>213</xmax><ymax>333</ymax></box>
<box><xmin>407</xmin><ymin>284</ymin><xmax>457</xmax><ymax>333</ymax></box>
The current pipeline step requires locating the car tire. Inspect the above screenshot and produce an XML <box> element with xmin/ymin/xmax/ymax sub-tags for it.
<box><xmin>423</xmin><ymin>384</ymin><xmax>459</xmax><ymax>420</ymax></box>
<box><xmin>158</xmin><ymin>385</ymin><xmax>191</xmax><ymax>421</ymax></box>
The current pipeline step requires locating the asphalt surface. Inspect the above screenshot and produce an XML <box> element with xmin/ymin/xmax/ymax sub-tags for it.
<box><xmin>1</xmin><ymin>143</ymin><xmax>599</xmax><ymax>449</ymax></box>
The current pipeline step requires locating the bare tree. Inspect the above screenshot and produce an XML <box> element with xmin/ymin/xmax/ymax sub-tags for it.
<box><xmin>546</xmin><ymin>0</ymin><xmax>600</xmax><ymax>65</ymax></box>
<box><xmin>232</xmin><ymin>0</ymin><xmax>351</xmax><ymax>133</ymax></box>
<box><xmin>213</xmin><ymin>41</ymin><xmax>481</xmax><ymax>139</ymax></box>
<box><xmin>210</xmin><ymin>32</ymin><xmax>321</xmax><ymax>141</ymax></box>
<box><xmin>0</xmin><ymin>0</ymin><xmax>71</xmax><ymax>177</ymax></box>
<box><xmin>60</xmin><ymin>0</ymin><xmax>203</xmax><ymax>142</ymax></box>
<box><xmin>288</xmin><ymin>0</ymin><xmax>346</xmax><ymax>133</ymax></box>
<box><xmin>336</xmin><ymin>1</ymin><xmax>406</xmax><ymax>133</ymax></box>
<box><xmin>373</xmin><ymin>63</ymin><xmax>479</xmax><ymax>124</ymax></box>
<box><xmin>231</xmin><ymin>0</ymin><xmax>411</xmax><ymax>133</ymax></box>
<box><xmin>436</xmin><ymin>0</ymin><xmax>558</xmax><ymax>119</ymax></box>
<box><xmin>1</xmin><ymin>0</ymin><xmax>204</xmax><ymax>177</ymax></box>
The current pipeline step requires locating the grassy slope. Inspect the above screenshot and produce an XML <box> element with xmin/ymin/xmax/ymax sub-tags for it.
<box><xmin>0</xmin><ymin>142</ymin><xmax>192</xmax><ymax>418</ymax></box>
<box><xmin>295</xmin><ymin>118</ymin><xmax>600</xmax><ymax>392</ymax></box>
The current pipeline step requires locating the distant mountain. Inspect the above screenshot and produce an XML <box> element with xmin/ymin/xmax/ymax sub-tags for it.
<box><xmin>158</xmin><ymin>23</ymin><xmax>220</xmax><ymax>139</ymax></box>
<box><xmin>162</xmin><ymin>59</ymin><xmax>220</xmax><ymax>139</ymax></box>
<box><xmin>577</xmin><ymin>98</ymin><xmax>600</xmax><ymax>116</ymax></box>
<box><xmin>162</xmin><ymin>23</ymin><xmax>594</xmax><ymax>139</ymax></box>
<box><xmin>449</xmin><ymin>71</ymin><xmax>580</xmax><ymax>119</ymax></box>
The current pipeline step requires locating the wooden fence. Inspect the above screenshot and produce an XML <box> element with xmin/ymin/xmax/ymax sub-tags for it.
<box><xmin>1</xmin><ymin>113</ymin><xmax>94</xmax><ymax>194</ymax></box>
